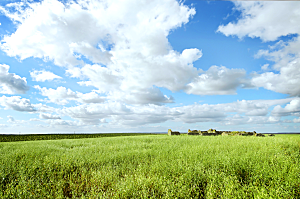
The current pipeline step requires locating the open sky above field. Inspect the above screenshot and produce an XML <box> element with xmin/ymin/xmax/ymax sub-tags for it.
<box><xmin>0</xmin><ymin>0</ymin><xmax>300</xmax><ymax>133</ymax></box>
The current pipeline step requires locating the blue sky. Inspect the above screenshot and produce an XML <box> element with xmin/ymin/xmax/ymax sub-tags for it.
<box><xmin>0</xmin><ymin>0</ymin><xmax>300</xmax><ymax>134</ymax></box>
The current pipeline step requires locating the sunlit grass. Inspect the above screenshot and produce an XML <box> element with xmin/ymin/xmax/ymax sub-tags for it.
<box><xmin>1</xmin><ymin>134</ymin><xmax>300</xmax><ymax>198</ymax></box>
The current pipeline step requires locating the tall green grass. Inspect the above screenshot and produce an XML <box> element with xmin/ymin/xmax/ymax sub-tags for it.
<box><xmin>1</xmin><ymin>135</ymin><xmax>299</xmax><ymax>198</ymax></box>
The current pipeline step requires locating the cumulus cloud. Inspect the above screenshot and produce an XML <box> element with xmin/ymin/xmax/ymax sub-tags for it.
<box><xmin>30</xmin><ymin>70</ymin><xmax>62</xmax><ymax>82</ymax></box>
<box><xmin>217</xmin><ymin>1</ymin><xmax>300</xmax><ymax>42</ymax></box>
<box><xmin>59</xmin><ymin>102</ymin><xmax>179</xmax><ymax>126</ymax></box>
<box><xmin>175</xmin><ymin>103</ymin><xmax>226</xmax><ymax>123</ymax></box>
<box><xmin>252</xmin><ymin>38</ymin><xmax>300</xmax><ymax>96</ymax></box>
<box><xmin>0</xmin><ymin>95</ymin><xmax>57</xmax><ymax>113</ymax></box>
<box><xmin>39</xmin><ymin>113</ymin><xmax>61</xmax><ymax>119</ymax></box>
<box><xmin>34</xmin><ymin>85</ymin><xmax>105</xmax><ymax>105</ymax></box>
<box><xmin>0</xmin><ymin>96</ymin><xmax>36</xmax><ymax>112</ymax></box>
<box><xmin>222</xmin><ymin>100</ymin><xmax>270</xmax><ymax>116</ymax></box>
<box><xmin>59</xmin><ymin>102</ymin><xmax>177</xmax><ymax>126</ymax></box>
<box><xmin>268</xmin><ymin>116</ymin><xmax>280</xmax><ymax>123</ymax></box>
<box><xmin>218</xmin><ymin>1</ymin><xmax>300</xmax><ymax>97</ymax></box>
<box><xmin>185</xmin><ymin>66</ymin><xmax>246</xmax><ymax>95</ymax></box>
<box><xmin>56</xmin><ymin>98</ymin><xmax>295</xmax><ymax>126</ymax></box>
<box><xmin>251</xmin><ymin>62</ymin><xmax>300</xmax><ymax>97</ymax></box>
<box><xmin>271</xmin><ymin>98</ymin><xmax>300</xmax><ymax>117</ymax></box>
<box><xmin>0</xmin><ymin>0</ymin><xmax>243</xmax><ymax>104</ymax></box>
<box><xmin>60</xmin><ymin>101</ymin><xmax>130</xmax><ymax>125</ymax></box>
<box><xmin>0</xmin><ymin>64</ymin><xmax>29</xmax><ymax>94</ymax></box>
<box><xmin>115</xmin><ymin>104</ymin><xmax>182</xmax><ymax>126</ymax></box>
<box><xmin>176</xmin><ymin>98</ymin><xmax>294</xmax><ymax>124</ymax></box>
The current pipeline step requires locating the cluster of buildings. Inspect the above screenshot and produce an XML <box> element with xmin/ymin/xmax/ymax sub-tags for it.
<box><xmin>168</xmin><ymin>129</ymin><xmax>272</xmax><ymax>137</ymax></box>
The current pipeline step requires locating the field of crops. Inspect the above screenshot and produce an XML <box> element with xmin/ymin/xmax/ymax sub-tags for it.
<box><xmin>0</xmin><ymin>133</ymin><xmax>157</xmax><ymax>142</ymax></box>
<box><xmin>1</xmin><ymin>134</ymin><xmax>300</xmax><ymax>198</ymax></box>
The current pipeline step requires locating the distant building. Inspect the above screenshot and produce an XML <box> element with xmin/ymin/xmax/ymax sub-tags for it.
<box><xmin>187</xmin><ymin>129</ymin><xmax>200</xmax><ymax>135</ymax></box>
<box><xmin>168</xmin><ymin>129</ymin><xmax>180</xmax><ymax>136</ymax></box>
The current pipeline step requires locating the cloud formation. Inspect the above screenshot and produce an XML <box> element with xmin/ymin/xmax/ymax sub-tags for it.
<box><xmin>218</xmin><ymin>1</ymin><xmax>300</xmax><ymax>97</ymax></box>
<box><xmin>34</xmin><ymin>85</ymin><xmax>105</xmax><ymax>105</ymax></box>
<box><xmin>217</xmin><ymin>1</ymin><xmax>300</xmax><ymax>42</ymax></box>
<box><xmin>0</xmin><ymin>0</ymin><xmax>245</xmax><ymax>105</ymax></box>
<box><xmin>0</xmin><ymin>64</ymin><xmax>29</xmax><ymax>94</ymax></box>
<box><xmin>39</xmin><ymin>113</ymin><xmax>61</xmax><ymax>120</ymax></box>
<box><xmin>272</xmin><ymin>99</ymin><xmax>300</xmax><ymax>117</ymax></box>
<box><xmin>252</xmin><ymin>38</ymin><xmax>300</xmax><ymax>96</ymax></box>
<box><xmin>0</xmin><ymin>95</ymin><xmax>36</xmax><ymax>112</ymax></box>
<box><xmin>185</xmin><ymin>66</ymin><xmax>246</xmax><ymax>95</ymax></box>
<box><xmin>30</xmin><ymin>70</ymin><xmax>62</xmax><ymax>82</ymax></box>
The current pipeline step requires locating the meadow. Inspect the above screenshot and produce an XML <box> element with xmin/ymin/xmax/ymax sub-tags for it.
<box><xmin>1</xmin><ymin>134</ymin><xmax>300</xmax><ymax>198</ymax></box>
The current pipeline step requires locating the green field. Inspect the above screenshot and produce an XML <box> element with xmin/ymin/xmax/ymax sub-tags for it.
<box><xmin>0</xmin><ymin>133</ymin><xmax>157</xmax><ymax>142</ymax></box>
<box><xmin>1</xmin><ymin>134</ymin><xmax>300</xmax><ymax>198</ymax></box>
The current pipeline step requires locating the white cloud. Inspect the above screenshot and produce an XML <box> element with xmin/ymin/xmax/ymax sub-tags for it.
<box><xmin>217</xmin><ymin>1</ymin><xmax>300</xmax><ymax>42</ymax></box>
<box><xmin>34</xmin><ymin>85</ymin><xmax>105</xmax><ymax>105</ymax></box>
<box><xmin>34</xmin><ymin>85</ymin><xmax>76</xmax><ymax>105</ymax></box>
<box><xmin>30</xmin><ymin>118</ymin><xmax>40</xmax><ymax>122</ymax></box>
<box><xmin>30</xmin><ymin>69</ymin><xmax>62</xmax><ymax>82</ymax></box>
<box><xmin>0</xmin><ymin>96</ymin><xmax>36</xmax><ymax>112</ymax></box>
<box><xmin>218</xmin><ymin>1</ymin><xmax>300</xmax><ymax>97</ymax></box>
<box><xmin>185</xmin><ymin>66</ymin><xmax>246</xmax><ymax>95</ymax></box>
<box><xmin>252</xmin><ymin>38</ymin><xmax>300</xmax><ymax>97</ymax></box>
<box><xmin>0</xmin><ymin>94</ymin><xmax>293</xmax><ymax>129</ymax></box>
<box><xmin>293</xmin><ymin>117</ymin><xmax>300</xmax><ymax>123</ymax></box>
<box><xmin>175</xmin><ymin>103</ymin><xmax>226</xmax><ymax>123</ymax></box>
<box><xmin>114</xmin><ymin>104</ymin><xmax>182</xmax><ymax>126</ymax></box>
<box><xmin>223</xmin><ymin>114</ymin><xmax>249</xmax><ymax>126</ymax></box>
<box><xmin>0</xmin><ymin>0</ymin><xmax>242</xmax><ymax>104</ymax></box>
<box><xmin>107</xmin><ymin>87</ymin><xmax>174</xmax><ymax>105</ymax></box>
<box><xmin>268</xmin><ymin>116</ymin><xmax>280</xmax><ymax>123</ymax></box>
<box><xmin>0</xmin><ymin>0</ymin><xmax>196</xmax><ymax>68</ymax></box>
<box><xmin>46</xmin><ymin>119</ymin><xmax>78</xmax><ymax>126</ymax></box>
<box><xmin>226</xmin><ymin>100</ymin><xmax>269</xmax><ymax>116</ymax></box>
<box><xmin>271</xmin><ymin>99</ymin><xmax>300</xmax><ymax>117</ymax></box>
<box><xmin>59</xmin><ymin>101</ymin><xmax>178</xmax><ymax>126</ymax></box>
<box><xmin>261</xmin><ymin>64</ymin><xmax>269</xmax><ymax>71</ymax></box>
<box><xmin>0</xmin><ymin>124</ymin><xmax>8</xmax><ymax>128</ymax></box>
<box><xmin>78</xmin><ymin>91</ymin><xmax>107</xmax><ymax>104</ymax></box>
<box><xmin>0</xmin><ymin>64</ymin><xmax>29</xmax><ymax>94</ymax></box>
<box><xmin>60</xmin><ymin>101</ymin><xmax>130</xmax><ymax>125</ymax></box>
<box><xmin>56</xmin><ymin>98</ymin><xmax>294</xmax><ymax>126</ymax></box>
<box><xmin>33</xmin><ymin>103</ymin><xmax>56</xmax><ymax>113</ymax></box>
<box><xmin>39</xmin><ymin>113</ymin><xmax>61</xmax><ymax>119</ymax></box>
<box><xmin>7</xmin><ymin>115</ymin><xmax>15</xmax><ymax>123</ymax></box>
<box><xmin>0</xmin><ymin>95</ymin><xmax>57</xmax><ymax>113</ymax></box>
<box><xmin>7</xmin><ymin>115</ymin><xmax>26</xmax><ymax>124</ymax></box>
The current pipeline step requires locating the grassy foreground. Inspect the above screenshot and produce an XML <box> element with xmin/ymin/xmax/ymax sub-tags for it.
<box><xmin>1</xmin><ymin>134</ymin><xmax>300</xmax><ymax>198</ymax></box>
